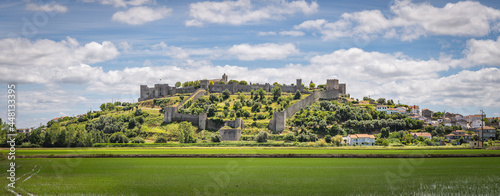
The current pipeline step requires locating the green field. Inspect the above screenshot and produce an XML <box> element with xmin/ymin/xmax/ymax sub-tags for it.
<box><xmin>2</xmin><ymin>157</ymin><xmax>499</xmax><ymax>195</ymax></box>
<box><xmin>4</xmin><ymin>147</ymin><xmax>500</xmax><ymax>156</ymax></box>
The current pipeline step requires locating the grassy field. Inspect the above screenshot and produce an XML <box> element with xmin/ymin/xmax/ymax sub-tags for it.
<box><xmin>3</xmin><ymin>147</ymin><xmax>500</xmax><ymax>156</ymax></box>
<box><xmin>1</xmin><ymin>157</ymin><xmax>499</xmax><ymax>195</ymax></box>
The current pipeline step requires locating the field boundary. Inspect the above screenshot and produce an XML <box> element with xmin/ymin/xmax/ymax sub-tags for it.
<box><xmin>14</xmin><ymin>153</ymin><xmax>500</xmax><ymax>158</ymax></box>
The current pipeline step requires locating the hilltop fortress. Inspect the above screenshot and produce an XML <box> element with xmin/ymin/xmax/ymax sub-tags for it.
<box><xmin>138</xmin><ymin>74</ymin><xmax>346</xmax><ymax>101</ymax></box>
<box><xmin>138</xmin><ymin>74</ymin><xmax>346</xmax><ymax>133</ymax></box>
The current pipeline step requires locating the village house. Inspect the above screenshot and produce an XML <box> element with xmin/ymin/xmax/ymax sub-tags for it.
<box><xmin>347</xmin><ymin>134</ymin><xmax>376</xmax><ymax>146</ymax></box>
<box><xmin>466</xmin><ymin>115</ymin><xmax>482</xmax><ymax>123</ymax></box>
<box><xmin>408</xmin><ymin>105</ymin><xmax>420</xmax><ymax>115</ymax></box>
<box><xmin>412</xmin><ymin>132</ymin><xmax>432</xmax><ymax>140</ymax></box>
<box><xmin>422</xmin><ymin>109</ymin><xmax>433</xmax><ymax>120</ymax></box>
<box><xmin>472</xmin><ymin>126</ymin><xmax>496</xmax><ymax>142</ymax></box>
<box><xmin>455</xmin><ymin>119</ymin><xmax>469</xmax><ymax>129</ymax></box>
<box><xmin>443</xmin><ymin>118</ymin><xmax>452</xmax><ymax>127</ymax></box>
<box><xmin>471</xmin><ymin>120</ymin><xmax>485</xmax><ymax>128</ymax></box>
<box><xmin>376</xmin><ymin>105</ymin><xmax>387</xmax><ymax>113</ymax></box>
<box><xmin>445</xmin><ymin>130</ymin><xmax>472</xmax><ymax>143</ymax></box>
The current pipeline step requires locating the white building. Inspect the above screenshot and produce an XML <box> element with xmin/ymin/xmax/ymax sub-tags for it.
<box><xmin>376</xmin><ymin>105</ymin><xmax>387</xmax><ymax>113</ymax></box>
<box><xmin>471</xmin><ymin>120</ymin><xmax>485</xmax><ymax>128</ymax></box>
<box><xmin>412</xmin><ymin>132</ymin><xmax>432</xmax><ymax>140</ymax></box>
<box><xmin>347</xmin><ymin>134</ymin><xmax>376</xmax><ymax>146</ymax></box>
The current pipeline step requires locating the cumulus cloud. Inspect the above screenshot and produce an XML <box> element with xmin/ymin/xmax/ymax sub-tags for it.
<box><xmin>295</xmin><ymin>0</ymin><xmax>500</xmax><ymax>41</ymax></box>
<box><xmin>82</xmin><ymin>0</ymin><xmax>153</xmax><ymax>8</ymax></box>
<box><xmin>279</xmin><ymin>30</ymin><xmax>305</xmax><ymax>36</ymax></box>
<box><xmin>0</xmin><ymin>37</ymin><xmax>119</xmax><ymax>84</ymax></box>
<box><xmin>258</xmin><ymin>31</ymin><xmax>277</xmax><ymax>36</ymax></box>
<box><xmin>463</xmin><ymin>36</ymin><xmax>500</xmax><ymax>67</ymax></box>
<box><xmin>112</xmin><ymin>6</ymin><xmax>172</xmax><ymax>25</ymax></box>
<box><xmin>228</xmin><ymin>43</ymin><xmax>299</xmax><ymax>60</ymax></box>
<box><xmin>25</xmin><ymin>1</ymin><xmax>68</xmax><ymax>13</ymax></box>
<box><xmin>186</xmin><ymin>0</ymin><xmax>318</xmax><ymax>26</ymax></box>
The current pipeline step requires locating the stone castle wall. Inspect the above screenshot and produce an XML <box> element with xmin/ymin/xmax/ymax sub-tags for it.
<box><xmin>269</xmin><ymin>89</ymin><xmax>340</xmax><ymax>132</ymax></box>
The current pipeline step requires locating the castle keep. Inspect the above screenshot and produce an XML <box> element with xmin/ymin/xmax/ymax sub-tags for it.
<box><xmin>138</xmin><ymin>74</ymin><xmax>346</xmax><ymax>101</ymax></box>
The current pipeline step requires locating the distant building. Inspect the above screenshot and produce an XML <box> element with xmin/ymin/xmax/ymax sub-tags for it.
<box><xmin>387</xmin><ymin>108</ymin><xmax>406</xmax><ymax>115</ymax></box>
<box><xmin>408</xmin><ymin>105</ymin><xmax>420</xmax><ymax>115</ymax></box>
<box><xmin>443</xmin><ymin>118</ymin><xmax>452</xmax><ymax>127</ymax></box>
<box><xmin>376</xmin><ymin>105</ymin><xmax>387</xmax><ymax>113</ymax></box>
<box><xmin>17</xmin><ymin>128</ymin><xmax>33</xmax><ymax>134</ymax></box>
<box><xmin>466</xmin><ymin>115</ymin><xmax>482</xmax><ymax>123</ymax></box>
<box><xmin>412</xmin><ymin>132</ymin><xmax>432</xmax><ymax>140</ymax></box>
<box><xmin>455</xmin><ymin>119</ymin><xmax>469</xmax><ymax>130</ymax></box>
<box><xmin>471</xmin><ymin>120</ymin><xmax>485</xmax><ymax>128</ymax></box>
<box><xmin>445</xmin><ymin>130</ymin><xmax>472</xmax><ymax>143</ymax></box>
<box><xmin>472</xmin><ymin>126</ymin><xmax>496</xmax><ymax>142</ymax></box>
<box><xmin>347</xmin><ymin>134</ymin><xmax>375</xmax><ymax>146</ymax></box>
<box><xmin>422</xmin><ymin>109</ymin><xmax>433</xmax><ymax>120</ymax></box>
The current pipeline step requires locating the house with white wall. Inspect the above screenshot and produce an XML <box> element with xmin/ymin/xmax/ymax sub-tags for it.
<box><xmin>347</xmin><ymin>134</ymin><xmax>376</xmax><ymax>146</ymax></box>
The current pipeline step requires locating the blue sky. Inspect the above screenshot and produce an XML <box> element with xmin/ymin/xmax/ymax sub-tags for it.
<box><xmin>1</xmin><ymin>0</ymin><xmax>500</xmax><ymax>128</ymax></box>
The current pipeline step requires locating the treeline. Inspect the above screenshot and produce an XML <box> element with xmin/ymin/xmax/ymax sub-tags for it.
<box><xmin>289</xmin><ymin>100</ymin><xmax>425</xmax><ymax>136</ymax></box>
<box><xmin>10</xmin><ymin>106</ymin><xmax>148</xmax><ymax>147</ymax></box>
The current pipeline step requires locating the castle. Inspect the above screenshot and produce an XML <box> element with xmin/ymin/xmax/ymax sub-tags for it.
<box><xmin>138</xmin><ymin>74</ymin><xmax>346</xmax><ymax>101</ymax></box>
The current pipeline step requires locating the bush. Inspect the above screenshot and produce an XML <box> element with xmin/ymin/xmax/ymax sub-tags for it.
<box><xmin>108</xmin><ymin>132</ymin><xmax>129</xmax><ymax>143</ymax></box>
<box><xmin>131</xmin><ymin>137</ymin><xmax>145</xmax><ymax>143</ymax></box>
<box><xmin>155</xmin><ymin>136</ymin><xmax>167</xmax><ymax>143</ymax></box>
<box><xmin>178</xmin><ymin>122</ymin><xmax>197</xmax><ymax>143</ymax></box>
<box><xmin>294</xmin><ymin>90</ymin><xmax>301</xmax><ymax>100</ymax></box>
<box><xmin>324</xmin><ymin>134</ymin><xmax>332</xmax><ymax>143</ymax></box>
<box><xmin>283</xmin><ymin>133</ymin><xmax>296</xmax><ymax>142</ymax></box>
<box><xmin>211</xmin><ymin>134</ymin><xmax>222</xmax><ymax>143</ymax></box>
<box><xmin>222</xmin><ymin>89</ymin><xmax>231</xmax><ymax>100</ymax></box>
<box><xmin>256</xmin><ymin>131</ymin><xmax>268</xmax><ymax>143</ymax></box>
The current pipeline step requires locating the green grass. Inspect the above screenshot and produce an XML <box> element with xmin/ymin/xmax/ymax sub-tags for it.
<box><xmin>3</xmin><ymin>147</ymin><xmax>500</xmax><ymax>156</ymax></box>
<box><xmin>1</xmin><ymin>157</ymin><xmax>499</xmax><ymax>195</ymax></box>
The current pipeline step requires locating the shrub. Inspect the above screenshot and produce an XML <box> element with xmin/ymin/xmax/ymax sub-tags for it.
<box><xmin>222</xmin><ymin>89</ymin><xmax>231</xmax><ymax>100</ymax></box>
<box><xmin>211</xmin><ymin>134</ymin><xmax>222</xmax><ymax>143</ymax></box>
<box><xmin>294</xmin><ymin>90</ymin><xmax>301</xmax><ymax>100</ymax></box>
<box><xmin>283</xmin><ymin>133</ymin><xmax>296</xmax><ymax>142</ymax></box>
<box><xmin>324</xmin><ymin>134</ymin><xmax>332</xmax><ymax>143</ymax></box>
<box><xmin>178</xmin><ymin>122</ymin><xmax>197</xmax><ymax>143</ymax></box>
<box><xmin>131</xmin><ymin>137</ymin><xmax>145</xmax><ymax>143</ymax></box>
<box><xmin>108</xmin><ymin>132</ymin><xmax>129</xmax><ymax>143</ymax></box>
<box><xmin>155</xmin><ymin>136</ymin><xmax>167</xmax><ymax>143</ymax></box>
<box><xmin>256</xmin><ymin>131</ymin><xmax>268</xmax><ymax>143</ymax></box>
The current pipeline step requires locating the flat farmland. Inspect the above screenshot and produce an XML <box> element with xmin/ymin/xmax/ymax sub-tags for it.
<box><xmin>4</xmin><ymin>147</ymin><xmax>500</xmax><ymax>156</ymax></box>
<box><xmin>1</xmin><ymin>157</ymin><xmax>499</xmax><ymax>195</ymax></box>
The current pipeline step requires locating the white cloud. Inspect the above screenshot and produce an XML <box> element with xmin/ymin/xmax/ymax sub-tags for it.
<box><xmin>112</xmin><ymin>6</ymin><xmax>172</xmax><ymax>25</ymax></box>
<box><xmin>25</xmin><ymin>1</ymin><xmax>68</xmax><ymax>13</ymax></box>
<box><xmin>296</xmin><ymin>0</ymin><xmax>500</xmax><ymax>41</ymax></box>
<box><xmin>463</xmin><ymin>36</ymin><xmax>500</xmax><ymax>67</ymax></box>
<box><xmin>0</xmin><ymin>37</ymin><xmax>119</xmax><ymax>84</ymax></box>
<box><xmin>228</xmin><ymin>43</ymin><xmax>299</xmax><ymax>61</ymax></box>
<box><xmin>186</xmin><ymin>0</ymin><xmax>318</xmax><ymax>26</ymax></box>
<box><xmin>258</xmin><ymin>31</ymin><xmax>277</xmax><ymax>36</ymax></box>
<box><xmin>279</xmin><ymin>30</ymin><xmax>305</xmax><ymax>36</ymax></box>
<box><xmin>82</xmin><ymin>0</ymin><xmax>153</xmax><ymax>8</ymax></box>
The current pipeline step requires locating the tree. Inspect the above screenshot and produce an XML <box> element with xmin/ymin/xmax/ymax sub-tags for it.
<box><xmin>209</xmin><ymin>81</ymin><xmax>214</xmax><ymax>85</ymax></box>
<box><xmin>324</xmin><ymin>135</ymin><xmax>332</xmax><ymax>143</ymax></box>
<box><xmin>239</xmin><ymin>80</ymin><xmax>248</xmax><ymax>85</ymax></box>
<box><xmin>29</xmin><ymin>128</ymin><xmax>43</xmax><ymax>146</ymax></box>
<box><xmin>294</xmin><ymin>90</ymin><xmax>301</xmax><ymax>100</ymax></box>
<box><xmin>178</xmin><ymin>122</ymin><xmax>197</xmax><ymax>143</ymax></box>
<box><xmin>218</xmin><ymin>81</ymin><xmax>225</xmax><ymax>84</ymax></box>
<box><xmin>257</xmin><ymin>87</ymin><xmax>266</xmax><ymax>100</ymax></box>
<box><xmin>211</xmin><ymin>134</ymin><xmax>222</xmax><ymax>142</ymax></box>
<box><xmin>333</xmin><ymin>135</ymin><xmax>343</xmax><ymax>146</ymax></box>
<box><xmin>272</xmin><ymin>86</ymin><xmax>282</xmax><ymax>101</ymax></box>
<box><xmin>233</xmin><ymin>101</ymin><xmax>243</xmax><ymax>111</ymax></box>
<box><xmin>222</xmin><ymin>89</ymin><xmax>231</xmax><ymax>100</ymax></box>
<box><xmin>458</xmin><ymin>136</ymin><xmax>465</xmax><ymax>144</ymax></box>
<box><xmin>100</xmin><ymin>103</ymin><xmax>106</xmax><ymax>111</ymax></box>
<box><xmin>272</xmin><ymin>82</ymin><xmax>281</xmax><ymax>87</ymax></box>
<box><xmin>377</xmin><ymin>98</ymin><xmax>386</xmax><ymax>105</ymax></box>
<box><xmin>381</xmin><ymin>127</ymin><xmax>389</xmax><ymax>138</ymax></box>
<box><xmin>256</xmin><ymin>131</ymin><xmax>268</xmax><ymax>143</ymax></box>
<box><xmin>175</xmin><ymin>81</ymin><xmax>181</xmax><ymax>87</ymax></box>
<box><xmin>228</xmin><ymin>80</ymin><xmax>239</xmax><ymax>84</ymax></box>
<box><xmin>108</xmin><ymin>132</ymin><xmax>129</xmax><ymax>143</ymax></box>
<box><xmin>155</xmin><ymin>136</ymin><xmax>167</xmax><ymax>143</ymax></box>
<box><xmin>309</xmin><ymin>82</ymin><xmax>315</xmax><ymax>89</ymax></box>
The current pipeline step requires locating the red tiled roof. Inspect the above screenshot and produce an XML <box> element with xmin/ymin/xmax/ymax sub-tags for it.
<box><xmin>413</xmin><ymin>132</ymin><xmax>432</xmax><ymax>137</ymax></box>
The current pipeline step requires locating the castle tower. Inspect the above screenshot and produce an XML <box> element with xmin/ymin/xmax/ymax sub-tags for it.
<box><xmin>222</xmin><ymin>73</ymin><xmax>228</xmax><ymax>84</ymax></box>
<box><xmin>326</xmin><ymin>79</ymin><xmax>339</xmax><ymax>90</ymax></box>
